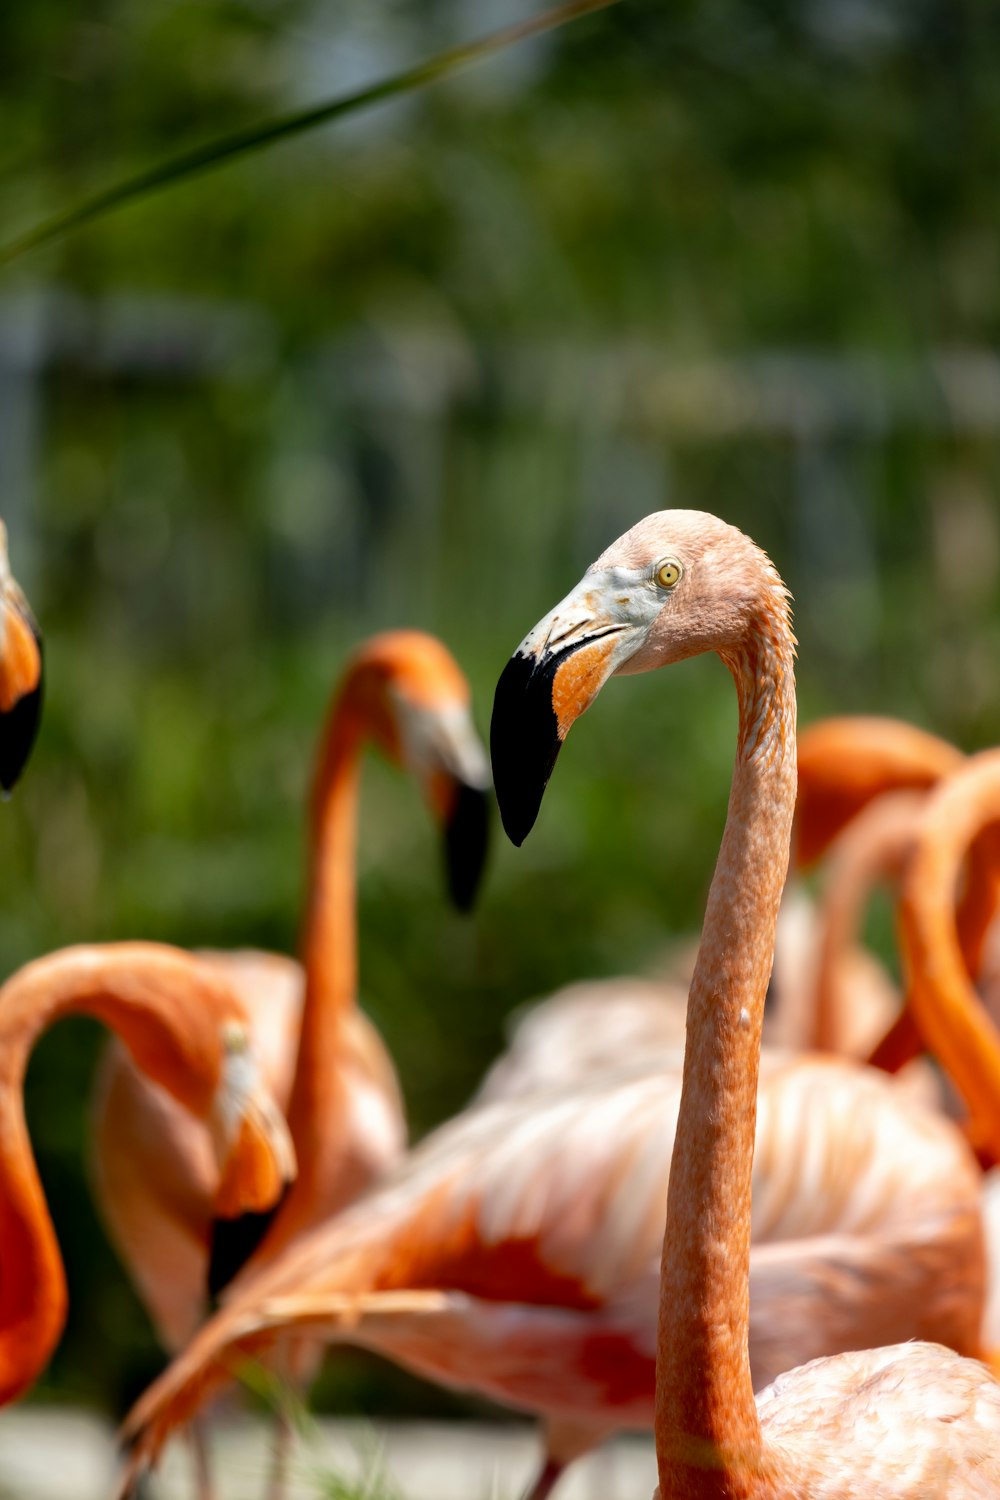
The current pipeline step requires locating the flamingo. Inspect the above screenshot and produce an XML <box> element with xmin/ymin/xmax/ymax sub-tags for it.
<box><xmin>117</xmin><ymin>516</ymin><xmax>991</xmax><ymax>1500</ymax></box>
<box><xmin>888</xmin><ymin>750</ymin><xmax>1000</xmax><ymax>1358</ymax></box>
<box><xmin>93</xmin><ymin>631</ymin><xmax>490</xmax><ymax>1315</ymax></box>
<box><xmin>797</xmin><ymin>717</ymin><xmax>1000</xmax><ymax>1080</ymax></box>
<box><xmin>91</xmin><ymin>631</ymin><xmax>489</xmax><ymax>1484</ymax></box>
<box><xmin>794</xmin><ymin>715</ymin><xmax>965</xmax><ymax>869</ymax></box>
<box><xmin>0</xmin><ymin>519</ymin><xmax>43</xmax><ymax>792</ymax></box>
<box><xmin>896</xmin><ymin>750</ymin><xmax>1000</xmax><ymax>1161</ymax></box>
<box><xmin>0</xmin><ymin>942</ymin><xmax>295</xmax><ymax>1408</ymax></box>
<box><xmin>489</xmin><ymin>508</ymin><xmax>1000</xmax><ymax>1496</ymax></box>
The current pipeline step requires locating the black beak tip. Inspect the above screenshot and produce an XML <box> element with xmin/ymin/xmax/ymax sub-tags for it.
<box><xmin>0</xmin><ymin>663</ymin><xmax>43</xmax><ymax>794</ymax></box>
<box><xmin>490</xmin><ymin>649</ymin><xmax>564</xmax><ymax>848</ymax></box>
<box><xmin>444</xmin><ymin>780</ymin><xmax>491</xmax><ymax>912</ymax></box>
<box><xmin>206</xmin><ymin>1197</ymin><xmax>285</xmax><ymax>1303</ymax></box>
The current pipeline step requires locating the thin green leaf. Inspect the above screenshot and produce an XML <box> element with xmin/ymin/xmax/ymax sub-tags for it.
<box><xmin>0</xmin><ymin>0</ymin><xmax>619</xmax><ymax>269</ymax></box>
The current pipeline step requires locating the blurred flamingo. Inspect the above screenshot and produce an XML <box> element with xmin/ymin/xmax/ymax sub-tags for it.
<box><xmin>92</xmin><ymin>631</ymin><xmax>489</xmax><ymax>1487</ymax></box>
<box><xmin>0</xmin><ymin>519</ymin><xmax>43</xmax><ymax>792</ymax></box>
<box><xmin>476</xmin><ymin>732</ymin><xmax>941</xmax><ymax>1110</ymax></box>
<box><xmin>793</xmin><ymin>714</ymin><xmax>964</xmax><ymax>868</ymax></box>
<box><xmin>895</xmin><ymin>750</ymin><xmax>1000</xmax><ymax>1161</ymax></box>
<box><xmin>0</xmin><ymin>943</ymin><xmax>295</xmax><ymax>1409</ymax></box>
<box><xmin>117</xmin><ymin>517</ymin><xmax>990</xmax><ymax>1500</ymax></box>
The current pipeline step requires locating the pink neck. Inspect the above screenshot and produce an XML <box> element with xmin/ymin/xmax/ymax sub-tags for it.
<box><xmin>655</xmin><ymin>620</ymin><xmax>797</xmax><ymax>1499</ymax></box>
<box><xmin>284</xmin><ymin>690</ymin><xmax>362</xmax><ymax>1197</ymax></box>
<box><xmin>812</xmin><ymin>791</ymin><xmax>921</xmax><ymax>1054</ymax></box>
<box><xmin>900</xmin><ymin>754</ymin><xmax>1000</xmax><ymax>1161</ymax></box>
<box><xmin>0</xmin><ymin>1074</ymin><xmax>66</xmax><ymax>1404</ymax></box>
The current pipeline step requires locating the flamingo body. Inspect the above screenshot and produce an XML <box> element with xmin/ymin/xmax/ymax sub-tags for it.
<box><xmin>117</xmin><ymin>1052</ymin><xmax>986</xmax><ymax>1469</ymax></box>
<box><xmin>750</xmin><ymin>1343</ymin><xmax>1000</xmax><ymax>1498</ymax></box>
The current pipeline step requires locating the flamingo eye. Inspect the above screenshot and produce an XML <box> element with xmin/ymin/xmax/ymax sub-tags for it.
<box><xmin>655</xmin><ymin>559</ymin><xmax>682</xmax><ymax>589</ymax></box>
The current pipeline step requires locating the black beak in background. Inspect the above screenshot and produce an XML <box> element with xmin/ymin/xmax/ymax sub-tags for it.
<box><xmin>491</xmin><ymin>645</ymin><xmax>574</xmax><ymax>848</ymax></box>
<box><xmin>206</xmin><ymin>1193</ymin><xmax>287</xmax><ymax>1303</ymax></box>
<box><xmin>0</xmin><ymin>626</ymin><xmax>43</xmax><ymax>795</ymax></box>
<box><xmin>443</xmin><ymin>780</ymin><xmax>491</xmax><ymax>912</ymax></box>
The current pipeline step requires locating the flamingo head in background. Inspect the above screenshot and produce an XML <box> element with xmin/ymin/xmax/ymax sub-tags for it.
<box><xmin>491</xmin><ymin>510</ymin><xmax>792</xmax><ymax>846</ymax></box>
<box><xmin>207</xmin><ymin>1014</ymin><xmax>298</xmax><ymax>1224</ymax></box>
<box><xmin>342</xmin><ymin>630</ymin><xmax>493</xmax><ymax>911</ymax></box>
<box><xmin>0</xmin><ymin>520</ymin><xmax>43</xmax><ymax>793</ymax></box>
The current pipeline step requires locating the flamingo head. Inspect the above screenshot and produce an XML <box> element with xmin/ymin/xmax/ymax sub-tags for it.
<box><xmin>491</xmin><ymin>510</ymin><xmax>792</xmax><ymax>846</ymax></box>
<box><xmin>341</xmin><ymin>630</ymin><xmax>492</xmax><ymax>911</ymax></box>
<box><xmin>207</xmin><ymin>1017</ymin><xmax>297</xmax><ymax>1223</ymax></box>
<box><xmin>0</xmin><ymin>521</ymin><xmax>43</xmax><ymax>793</ymax></box>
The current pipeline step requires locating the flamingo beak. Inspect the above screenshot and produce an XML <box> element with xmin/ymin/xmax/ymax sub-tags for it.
<box><xmin>402</xmin><ymin>698</ymin><xmax>492</xmax><ymax>913</ymax></box>
<box><xmin>0</xmin><ymin>588</ymin><xmax>43</xmax><ymax>794</ymax></box>
<box><xmin>491</xmin><ymin>573</ymin><xmax>641</xmax><ymax>847</ymax></box>
<box><xmin>442</xmin><ymin>778</ymin><xmax>491</xmax><ymax>912</ymax></box>
<box><xmin>206</xmin><ymin>1041</ymin><xmax>297</xmax><ymax>1296</ymax></box>
<box><xmin>207</xmin><ymin>1197</ymin><xmax>287</xmax><ymax>1302</ymax></box>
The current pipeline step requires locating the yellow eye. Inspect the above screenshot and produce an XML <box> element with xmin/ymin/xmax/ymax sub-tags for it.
<box><xmin>655</xmin><ymin>559</ymin><xmax>682</xmax><ymax>589</ymax></box>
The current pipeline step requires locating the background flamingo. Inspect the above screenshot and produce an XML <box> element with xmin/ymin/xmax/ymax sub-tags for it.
<box><xmin>0</xmin><ymin>942</ymin><xmax>295</xmax><ymax>1408</ymax></box>
<box><xmin>0</xmin><ymin>519</ymin><xmax>43</xmax><ymax>794</ymax></box>
<box><xmin>885</xmin><ymin>752</ymin><xmax>1000</xmax><ymax>1359</ymax></box>
<box><xmin>476</xmin><ymin>713</ymin><xmax>968</xmax><ymax>1104</ymax></box>
<box><xmin>91</xmin><ymin>631</ymin><xmax>489</xmax><ymax>1489</ymax></box>
<box><xmin>794</xmin><ymin>716</ymin><xmax>965</xmax><ymax>869</ymax></box>
<box><xmin>896</xmin><ymin>750</ymin><xmax>1000</xmax><ymax>1162</ymax></box>
<box><xmin>116</xmin><ymin>517</ymin><xmax>991</xmax><ymax>1500</ymax></box>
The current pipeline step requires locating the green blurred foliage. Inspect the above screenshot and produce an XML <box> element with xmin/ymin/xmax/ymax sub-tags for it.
<box><xmin>1</xmin><ymin>0</ymin><xmax>999</xmax><ymax>1422</ymax></box>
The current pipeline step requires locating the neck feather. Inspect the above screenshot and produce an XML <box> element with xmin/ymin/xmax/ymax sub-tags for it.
<box><xmin>655</xmin><ymin>611</ymin><xmax>797</xmax><ymax>1500</ymax></box>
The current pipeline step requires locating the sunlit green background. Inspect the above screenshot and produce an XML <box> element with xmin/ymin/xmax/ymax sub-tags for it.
<box><xmin>2</xmin><ymin>0</ymin><xmax>1000</xmax><ymax>1422</ymax></box>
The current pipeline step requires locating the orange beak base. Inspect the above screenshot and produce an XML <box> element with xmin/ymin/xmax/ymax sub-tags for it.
<box><xmin>492</xmin><ymin>633</ymin><xmax>618</xmax><ymax>847</ymax></box>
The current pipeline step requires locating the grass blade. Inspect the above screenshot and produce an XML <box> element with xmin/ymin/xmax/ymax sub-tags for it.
<box><xmin>0</xmin><ymin>0</ymin><xmax>618</xmax><ymax>269</ymax></box>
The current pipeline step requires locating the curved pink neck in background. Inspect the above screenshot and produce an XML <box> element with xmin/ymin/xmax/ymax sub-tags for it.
<box><xmin>794</xmin><ymin>717</ymin><xmax>962</xmax><ymax>871</ymax></box>
<box><xmin>0</xmin><ymin>946</ymin><xmax>223</xmax><ymax>1404</ymax></box>
<box><xmin>811</xmin><ymin>790</ymin><xmax>925</xmax><ymax>1055</ymax></box>
<box><xmin>282</xmin><ymin>683</ymin><xmax>366</xmax><ymax>1209</ymax></box>
<box><xmin>899</xmin><ymin>752</ymin><xmax>1000</xmax><ymax>1162</ymax></box>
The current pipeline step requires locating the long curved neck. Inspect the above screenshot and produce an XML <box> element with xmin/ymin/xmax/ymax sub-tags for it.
<box><xmin>0</xmin><ymin>1068</ymin><xmax>65</xmax><ymax>1405</ymax></box>
<box><xmin>811</xmin><ymin>791</ymin><xmax>921</xmax><ymax>1054</ymax></box>
<box><xmin>656</xmin><ymin>619</ymin><xmax>797</xmax><ymax>1500</ymax></box>
<box><xmin>956</xmin><ymin>825</ymin><xmax>1000</xmax><ymax>981</ymax></box>
<box><xmin>900</xmin><ymin>755</ymin><xmax>1000</xmax><ymax>1161</ymax></box>
<box><xmin>859</xmin><ymin>806</ymin><xmax>999</xmax><ymax>1080</ymax></box>
<box><xmin>284</xmin><ymin>688</ymin><xmax>364</xmax><ymax>1185</ymax></box>
<box><xmin>0</xmin><ymin>947</ymin><xmax>218</xmax><ymax>1404</ymax></box>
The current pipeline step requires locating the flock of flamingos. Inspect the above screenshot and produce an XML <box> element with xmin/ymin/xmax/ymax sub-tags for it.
<box><xmin>4</xmin><ymin>508</ymin><xmax>1000</xmax><ymax>1498</ymax></box>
